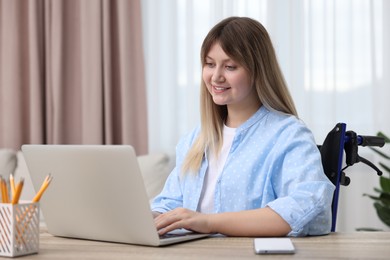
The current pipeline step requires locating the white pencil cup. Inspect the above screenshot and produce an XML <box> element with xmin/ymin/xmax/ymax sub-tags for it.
<box><xmin>0</xmin><ymin>202</ymin><xmax>40</xmax><ymax>257</ymax></box>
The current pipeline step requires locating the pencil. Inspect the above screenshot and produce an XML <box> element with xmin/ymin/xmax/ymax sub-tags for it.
<box><xmin>10</xmin><ymin>173</ymin><xmax>16</xmax><ymax>199</ymax></box>
<box><xmin>32</xmin><ymin>174</ymin><xmax>53</xmax><ymax>202</ymax></box>
<box><xmin>11</xmin><ymin>178</ymin><xmax>24</xmax><ymax>204</ymax></box>
<box><xmin>1</xmin><ymin>177</ymin><xmax>10</xmax><ymax>203</ymax></box>
<box><xmin>0</xmin><ymin>176</ymin><xmax>4</xmax><ymax>203</ymax></box>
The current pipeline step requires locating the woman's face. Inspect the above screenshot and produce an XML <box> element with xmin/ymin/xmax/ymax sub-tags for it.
<box><xmin>202</xmin><ymin>42</ymin><xmax>258</xmax><ymax>110</ymax></box>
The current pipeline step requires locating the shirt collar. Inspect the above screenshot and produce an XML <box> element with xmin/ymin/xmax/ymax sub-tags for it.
<box><xmin>236</xmin><ymin>105</ymin><xmax>269</xmax><ymax>132</ymax></box>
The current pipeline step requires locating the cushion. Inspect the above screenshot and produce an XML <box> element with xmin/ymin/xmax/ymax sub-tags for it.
<box><xmin>137</xmin><ymin>153</ymin><xmax>173</xmax><ymax>200</ymax></box>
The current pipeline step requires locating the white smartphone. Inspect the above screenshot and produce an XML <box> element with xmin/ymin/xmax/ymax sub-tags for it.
<box><xmin>253</xmin><ymin>238</ymin><xmax>295</xmax><ymax>254</ymax></box>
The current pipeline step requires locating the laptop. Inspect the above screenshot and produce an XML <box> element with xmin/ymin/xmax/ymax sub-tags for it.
<box><xmin>21</xmin><ymin>144</ymin><xmax>209</xmax><ymax>246</ymax></box>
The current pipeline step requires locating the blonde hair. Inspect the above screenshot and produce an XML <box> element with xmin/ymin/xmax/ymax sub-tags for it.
<box><xmin>182</xmin><ymin>17</ymin><xmax>297</xmax><ymax>174</ymax></box>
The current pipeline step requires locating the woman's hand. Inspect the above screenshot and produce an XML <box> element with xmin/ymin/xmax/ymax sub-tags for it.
<box><xmin>152</xmin><ymin>211</ymin><xmax>161</xmax><ymax>218</ymax></box>
<box><xmin>154</xmin><ymin>207</ymin><xmax>291</xmax><ymax>237</ymax></box>
<box><xmin>154</xmin><ymin>208</ymin><xmax>213</xmax><ymax>235</ymax></box>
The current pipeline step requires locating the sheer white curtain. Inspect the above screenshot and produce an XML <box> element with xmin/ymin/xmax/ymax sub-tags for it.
<box><xmin>141</xmin><ymin>0</ymin><xmax>390</xmax><ymax>231</ymax></box>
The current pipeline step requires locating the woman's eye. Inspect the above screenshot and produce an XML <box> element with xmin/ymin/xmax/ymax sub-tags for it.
<box><xmin>205</xmin><ymin>62</ymin><xmax>214</xmax><ymax>68</ymax></box>
<box><xmin>226</xmin><ymin>66</ymin><xmax>236</xmax><ymax>71</ymax></box>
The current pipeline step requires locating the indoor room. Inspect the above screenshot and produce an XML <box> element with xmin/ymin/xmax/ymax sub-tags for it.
<box><xmin>0</xmin><ymin>0</ymin><xmax>389</xmax><ymax>258</ymax></box>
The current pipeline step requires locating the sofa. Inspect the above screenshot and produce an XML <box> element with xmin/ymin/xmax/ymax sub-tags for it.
<box><xmin>0</xmin><ymin>149</ymin><xmax>173</xmax><ymax>204</ymax></box>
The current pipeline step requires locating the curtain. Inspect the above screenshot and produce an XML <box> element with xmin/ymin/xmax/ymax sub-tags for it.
<box><xmin>141</xmin><ymin>0</ymin><xmax>390</xmax><ymax>231</ymax></box>
<box><xmin>0</xmin><ymin>0</ymin><xmax>148</xmax><ymax>155</ymax></box>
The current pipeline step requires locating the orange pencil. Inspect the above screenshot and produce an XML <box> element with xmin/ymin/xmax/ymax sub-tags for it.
<box><xmin>11</xmin><ymin>178</ymin><xmax>24</xmax><ymax>204</ymax></box>
<box><xmin>32</xmin><ymin>174</ymin><xmax>53</xmax><ymax>202</ymax></box>
<box><xmin>0</xmin><ymin>177</ymin><xmax>4</xmax><ymax>203</ymax></box>
<box><xmin>10</xmin><ymin>173</ymin><xmax>16</xmax><ymax>199</ymax></box>
<box><xmin>1</xmin><ymin>177</ymin><xmax>10</xmax><ymax>203</ymax></box>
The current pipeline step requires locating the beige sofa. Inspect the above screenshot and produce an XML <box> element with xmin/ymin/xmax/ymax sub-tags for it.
<box><xmin>0</xmin><ymin>149</ymin><xmax>173</xmax><ymax>203</ymax></box>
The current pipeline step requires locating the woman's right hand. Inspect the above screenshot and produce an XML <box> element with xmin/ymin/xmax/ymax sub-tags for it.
<box><xmin>152</xmin><ymin>211</ymin><xmax>161</xmax><ymax>218</ymax></box>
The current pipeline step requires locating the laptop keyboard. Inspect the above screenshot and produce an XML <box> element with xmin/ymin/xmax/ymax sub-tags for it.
<box><xmin>159</xmin><ymin>229</ymin><xmax>194</xmax><ymax>240</ymax></box>
<box><xmin>159</xmin><ymin>233</ymin><xmax>186</xmax><ymax>239</ymax></box>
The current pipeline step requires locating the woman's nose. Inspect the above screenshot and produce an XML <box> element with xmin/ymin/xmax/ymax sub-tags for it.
<box><xmin>211</xmin><ymin>68</ymin><xmax>225</xmax><ymax>83</ymax></box>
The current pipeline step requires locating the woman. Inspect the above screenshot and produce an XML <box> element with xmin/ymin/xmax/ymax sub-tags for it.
<box><xmin>152</xmin><ymin>17</ymin><xmax>335</xmax><ymax>237</ymax></box>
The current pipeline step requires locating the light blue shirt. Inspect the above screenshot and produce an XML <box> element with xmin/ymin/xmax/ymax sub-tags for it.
<box><xmin>151</xmin><ymin>106</ymin><xmax>335</xmax><ymax>236</ymax></box>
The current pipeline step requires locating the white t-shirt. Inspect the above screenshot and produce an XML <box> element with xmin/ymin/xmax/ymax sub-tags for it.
<box><xmin>198</xmin><ymin>125</ymin><xmax>236</xmax><ymax>213</ymax></box>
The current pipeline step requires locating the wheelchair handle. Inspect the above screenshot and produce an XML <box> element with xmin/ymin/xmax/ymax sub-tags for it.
<box><xmin>357</xmin><ymin>135</ymin><xmax>385</xmax><ymax>147</ymax></box>
<box><xmin>343</xmin><ymin>131</ymin><xmax>384</xmax><ymax>176</ymax></box>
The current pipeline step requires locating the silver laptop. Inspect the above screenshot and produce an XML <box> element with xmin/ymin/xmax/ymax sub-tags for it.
<box><xmin>21</xmin><ymin>144</ymin><xmax>209</xmax><ymax>246</ymax></box>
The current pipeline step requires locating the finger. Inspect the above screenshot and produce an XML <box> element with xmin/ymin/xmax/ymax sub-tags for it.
<box><xmin>154</xmin><ymin>212</ymin><xmax>181</xmax><ymax>230</ymax></box>
<box><xmin>154</xmin><ymin>209</ymin><xmax>177</xmax><ymax>221</ymax></box>
<box><xmin>152</xmin><ymin>211</ymin><xmax>161</xmax><ymax>219</ymax></box>
<box><xmin>158</xmin><ymin>221</ymin><xmax>183</xmax><ymax>235</ymax></box>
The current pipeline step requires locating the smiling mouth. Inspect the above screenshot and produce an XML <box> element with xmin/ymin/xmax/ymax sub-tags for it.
<box><xmin>213</xmin><ymin>85</ymin><xmax>231</xmax><ymax>91</ymax></box>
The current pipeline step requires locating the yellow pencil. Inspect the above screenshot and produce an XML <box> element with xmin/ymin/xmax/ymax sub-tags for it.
<box><xmin>10</xmin><ymin>173</ymin><xmax>16</xmax><ymax>199</ymax></box>
<box><xmin>11</xmin><ymin>178</ymin><xmax>24</xmax><ymax>204</ymax></box>
<box><xmin>0</xmin><ymin>176</ymin><xmax>4</xmax><ymax>203</ymax></box>
<box><xmin>1</xmin><ymin>177</ymin><xmax>10</xmax><ymax>203</ymax></box>
<box><xmin>32</xmin><ymin>174</ymin><xmax>53</xmax><ymax>202</ymax></box>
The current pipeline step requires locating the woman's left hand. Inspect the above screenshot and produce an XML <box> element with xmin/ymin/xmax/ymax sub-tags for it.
<box><xmin>154</xmin><ymin>208</ymin><xmax>213</xmax><ymax>235</ymax></box>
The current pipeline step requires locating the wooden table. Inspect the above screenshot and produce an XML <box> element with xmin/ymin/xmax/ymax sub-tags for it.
<box><xmin>16</xmin><ymin>231</ymin><xmax>390</xmax><ymax>259</ymax></box>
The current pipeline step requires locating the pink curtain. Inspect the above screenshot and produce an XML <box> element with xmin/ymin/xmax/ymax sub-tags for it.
<box><xmin>0</xmin><ymin>0</ymin><xmax>148</xmax><ymax>155</ymax></box>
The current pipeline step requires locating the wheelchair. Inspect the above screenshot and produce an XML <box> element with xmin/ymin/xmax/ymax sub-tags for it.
<box><xmin>318</xmin><ymin>123</ymin><xmax>385</xmax><ymax>231</ymax></box>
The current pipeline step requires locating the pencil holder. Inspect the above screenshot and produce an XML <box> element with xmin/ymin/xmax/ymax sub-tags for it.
<box><xmin>0</xmin><ymin>202</ymin><xmax>39</xmax><ymax>257</ymax></box>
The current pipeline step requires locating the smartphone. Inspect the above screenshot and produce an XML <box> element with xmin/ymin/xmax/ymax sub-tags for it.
<box><xmin>253</xmin><ymin>238</ymin><xmax>295</xmax><ymax>254</ymax></box>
